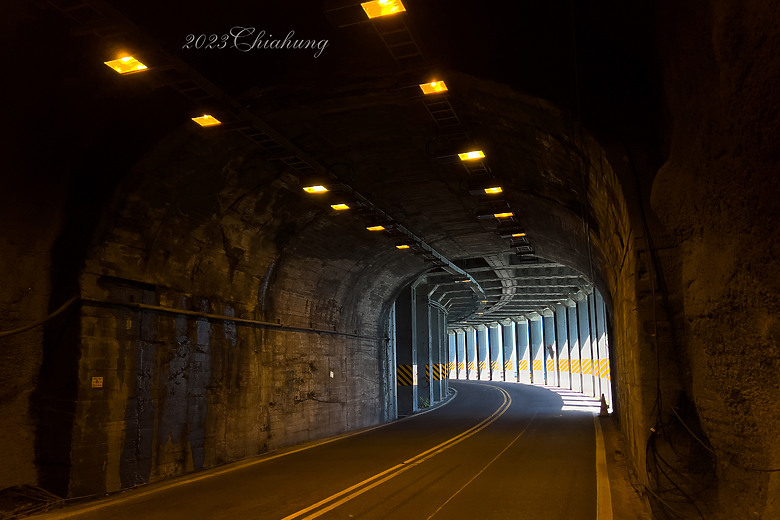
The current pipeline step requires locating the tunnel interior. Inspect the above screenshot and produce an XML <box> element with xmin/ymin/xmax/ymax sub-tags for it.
<box><xmin>1</xmin><ymin>1</ymin><xmax>779</xmax><ymax>519</ymax></box>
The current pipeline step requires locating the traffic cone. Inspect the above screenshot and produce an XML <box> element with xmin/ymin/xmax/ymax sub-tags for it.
<box><xmin>599</xmin><ymin>394</ymin><xmax>609</xmax><ymax>416</ymax></box>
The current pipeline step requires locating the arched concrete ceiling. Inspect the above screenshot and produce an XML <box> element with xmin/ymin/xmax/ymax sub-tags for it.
<box><xmin>15</xmin><ymin>0</ymin><xmax>656</xmax><ymax>328</ymax></box>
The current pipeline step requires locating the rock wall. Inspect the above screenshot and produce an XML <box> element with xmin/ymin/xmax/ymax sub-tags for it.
<box><xmin>650</xmin><ymin>0</ymin><xmax>780</xmax><ymax>517</ymax></box>
<box><xmin>0</xmin><ymin>174</ymin><xmax>64</xmax><ymax>491</ymax></box>
<box><xmin>31</xmin><ymin>127</ymin><xmax>411</xmax><ymax>497</ymax></box>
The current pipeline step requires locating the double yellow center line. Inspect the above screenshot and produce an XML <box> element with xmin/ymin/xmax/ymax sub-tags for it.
<box><xmin>281</xmin><ymin>384</ymin><xmax>512</xmax><ymax>520</ymax></box>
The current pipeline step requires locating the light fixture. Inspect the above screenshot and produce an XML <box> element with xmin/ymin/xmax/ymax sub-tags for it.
<box><xmin>331</xmin><ymin>203</ymin><xmax>350</xmax><ymax>210</ymax></box>
<box><xmin>481</xmin><ymin>300</ymin><xmax>488</xmax><ymax>303</ymax></box>
<box><xmin>361</xmin><ymin>0</ymin><xmax>406</xmax><ymax>19</ymax></box>
<box><xmin>367</xmin><ymin>225</ymin><xmax>386</xmax><ymax>231</ymax></box>
<box><xmin>396</xmin><ymin>244</ymin><xmax>411</xmax><ymax>250</ymax></box>
<box><xmin>458</xmin><ymin>150</ymin><xmax>485</xmax><ymax>161</ymax></box>
<box><xmin>104</xmin><ymin>56</ymin><xmax>148</xmax><ymax>74</ymax></box>
<box><xmin>467</xmin><ymin>180</ymin><xmax>504</xmax><ymax>196</ymax></box>
<box><xmin>303</xmin><ymin>185</ymin><xmax>328</xmax><ymax>193</ymax></box>
<box><xmin>191</xmin><ymin>115</ymin><xmax>221</xmax><ymax>127</ymax></box>
<box><xmin>494</xmin><ymin>212</ymin><xmax>514</xmax><ymax>218</ymax></box>
<box><xmin>419</xmin><ymin>80</ymin><xmax>448</xmax><ymax>95</ymax></box>
<box><xmin>498</xmin><ymin>227</ymin><xmax>526</xmax><ymax>239</ymax></box>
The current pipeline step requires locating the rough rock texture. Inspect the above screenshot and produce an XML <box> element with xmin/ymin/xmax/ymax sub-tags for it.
<box><xmin>1</xmin><ymin>1</ymin><xmax>778</xmax><ymax>517</ymax></box>
<box><xmin>0</xmin><ymin>182</ymin><xmax>62</xmax><ymax>491</ymax></box>
<box><xmin>651</xmin><ymin>0</ymin><xmax>780</xmax><ymax>517</ymax></box>
<box><xmin>54</xmin><ymin>126</ymin><xmax>423</xmax><ymax>496</ymax></box>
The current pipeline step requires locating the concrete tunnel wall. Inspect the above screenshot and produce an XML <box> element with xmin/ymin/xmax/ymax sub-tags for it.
<box><xmin>1</xmin><ymin>0</ymin><xmax>779</xmax><ymax>517</ymax></box>
<box><xmin>6</xmin><ymin>125</ymin><xmax>438</xmax><ymax>497</ymax></box>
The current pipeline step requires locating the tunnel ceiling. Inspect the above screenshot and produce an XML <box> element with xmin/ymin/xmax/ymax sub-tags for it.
<box><xmin>28</xmin><ymin>0</ymin><xmax>656</xmax><ymax>328</ymax></box>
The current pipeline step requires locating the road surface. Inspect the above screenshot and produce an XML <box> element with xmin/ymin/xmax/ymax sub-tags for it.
<box><xmin>36</xmin><ymin>381</ymin><xmax>605</xmax><ymax>520</ymax></box>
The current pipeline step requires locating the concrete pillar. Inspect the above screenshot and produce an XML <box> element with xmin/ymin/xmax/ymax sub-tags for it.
<box><xmin>448</xmin><ymin>331</ymin><xmax>457</xmax><ymax>380</ymax></box>
<box><xmin>387</xmin><ymin>302</ymin><xmax>399</xmax><ymax>420</ymax></box>
<box><xmin>501</xmin><ymin>320</ymin><xmax>517</xmax><ymax>382</ymax></box>
<box><xmin>488</xmin><ymin>323</ymin><xmax>504</xmax><ymax>381</ymax></box>
<box><xmin>413</xmin><ymin>286</ymin><xmax>433</xmax><ymax>408</ymax></box>
<box><xmin>568</xmin><ymin>304</ymin><xmax>582</xmax><ymax>393</ymax></box>
<box><xmin>456</xmin><ymin>329</ymin><xmax>466</xmax><ymax>379</ymax></box>
<box><xmin>395</xmin><ymin>287</ymin><xmax>417</xmax><ymax>414</ymax></box>
<box><xmin>595</xmin><ymin>291</ymin><xmax>612</xmax><ymax>408</ymax></box>
<box><xmin>542</xmin><ymin>310</ymin><xmax>557</xmax><ymax>386</ymax></box>
<box><xmin>529</xmin><ymin>314</ymin><xmax>544</xmax><ymax>384</ymax></box>
<box><xmin>476</xmin><ymin>325</ymin><xmax>490</xmax><ymax>380</ymax></box>
<box><xmin>466</xmin><ymin>328</ymin><xmax>478</xmax><ymax>379</ymax></box>
<box><xmin>515</xmin><ymin>317</ymin><xmax>532</xmax><ymax>384</ymax></box>
<box><xmin>577</xmin><ymin>296</ymin><xmax>595</xmax><ymax>397</ymax></box>
<box><xmin>428</xmin><ymin>304</ymin><xmax>442</xmax><ymax>403</ymax></box>
<box><xmin>555</xmin><ymin>304</ymin><xmax>571</xmax><ymax>389</ymax></box>
<box><xmin>438</xmin><ymin>307</ymin><xmax>448</xmax><ymax>398</ymax></box>
<box><xmin>588</xmin><ymin>292</ymin><xmax>601</xmax><ymax>400</ymax></box>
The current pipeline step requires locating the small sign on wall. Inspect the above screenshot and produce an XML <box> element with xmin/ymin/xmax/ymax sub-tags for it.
<box><xmin>91</xmin><ymin>376</ymin><xmax>104</xmax><ymax>388</ymax></box>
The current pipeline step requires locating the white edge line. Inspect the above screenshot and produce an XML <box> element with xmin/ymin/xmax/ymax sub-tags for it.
<box><xmin>593</xmin><ymin>414</ymin><xmax>614</xmax><ymax>520</ymax></box>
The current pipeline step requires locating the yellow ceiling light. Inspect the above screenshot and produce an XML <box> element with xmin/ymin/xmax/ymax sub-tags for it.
<box><xmin>458</xmin><ymin>150</ymin><xmax>485</xmax><ymax>161</ymax></box>
<box><xmin>367</xmin><ymin>225</ymin><xmax>386</xmax><ymax>231</ymax></box>
<box><xmin>331</xmin><ymin>203</ymin><xmax>350</xmax><ymax>210</ymax></box>
<box><xmin>303</xmin><ymin>185</ymin><xmax>328</xmax><ymax>193</ymax></box>
<box><xmin>191</xmin><ymin>115</ymin><xmax>221</xmax><ymax>127</ymax></box>
<box><xmin>104</xmin><ymin>56</ymin><xmax>148</xmax><ymax>74</ymax></box>
<box><xmin>396</xmin><ymin>244</ymin><xmax>411</xmax><ymax>249</ymax></box>
<box><xmin>494</xmin><ymin>212</ymin><xmax>514</xmax><ymax>218</ymax></box>
<box><xmin>484</xmin><ymin>186</ymin><xmax>503</xmax><ymax>194</ymax></box>
<box><xmin>512</xmin><ymin>232</ymin><xmax>527</xmax><ymax>237</ymax></box>
<box><xmin>419</xmin><ymin>80</ymin><xmax>448</xmax><ymax>95</ymax></box>
<box><xmin>361</xmin><ymin>0</ymin><xmax>406</xmax><ymax>19</ymax></box>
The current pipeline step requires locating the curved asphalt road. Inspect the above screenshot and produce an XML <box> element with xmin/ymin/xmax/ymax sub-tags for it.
<box><xmin>35</xmin><ymin>381</ymin><xmax>601</xmax><ymax>520</ymax></box>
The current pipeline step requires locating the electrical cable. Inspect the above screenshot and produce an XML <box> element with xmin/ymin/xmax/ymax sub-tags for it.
<box><xmin>561</xmin><ymin>1</ymin><xmax>753</xmax><ymax>514</ymax></box>
<box><xmin>669</xmin><ymin>406</ymin><xmax>780</xmax><ymax>473</ymax></box>
<box><xmin>0</xmin><ymin>296</ymin><xmax>80</xmax><ymax>338</ymax></box>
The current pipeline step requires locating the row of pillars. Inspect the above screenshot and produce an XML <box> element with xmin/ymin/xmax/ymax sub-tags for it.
<box><xmin>392</xmin><ymin>284</ymin><xmax>450</xmax><ymax>416</ymax></box>
<box><xmin>447</xmin><ymin>291</ymin><xmax>612</xmax><ymax>406</ymax></box>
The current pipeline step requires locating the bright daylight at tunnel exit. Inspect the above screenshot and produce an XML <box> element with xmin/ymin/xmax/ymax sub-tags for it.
<box><xmin>1</xmin><ymin>0</ymin><xmax>779</xmax><ymax>519</ymax></box>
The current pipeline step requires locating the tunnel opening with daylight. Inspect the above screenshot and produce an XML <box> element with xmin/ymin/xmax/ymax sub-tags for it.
<box><xmin>1</xmin><ymin>1</ymin><xmax>779</xmax><ymax>519</ymax></box>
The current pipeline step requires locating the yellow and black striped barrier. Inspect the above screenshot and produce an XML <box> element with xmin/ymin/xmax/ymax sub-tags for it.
<box><xmin>490</xmin><ymin>360</ymin><xmax>501</xmax><ymax>371</ymax></box>
<box><xmin>425</xmin><ymin>364</ymin><xmax>447</xmax><ymax>381</ymax></box>
<box><xmin>599</xmin><ymin>358</ymin><xmax>610</xmax><ymax>379</ymax></box>
<box><xmin>582</xmin><ymin>359</ymin><xmax>593</xmax><ymax>375</ymax></box>
<box><xmin>504</xmin><ymin>360</ymin><xmax>513</xmax><ymax>371</ymax></box>
<box><xmin>533</xmin><ymin>359</ymin><xmax>543</xmax><ymax>371</ymax></box>
<box><xmin>397</xmin><ymin>364</ymin><xmax>414</xmax><ymax>386</ymax></box>
<box><xmin>518</xmin><ymin>359</ymin><xmax>528</xmax><ymax>371</ymax></box>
